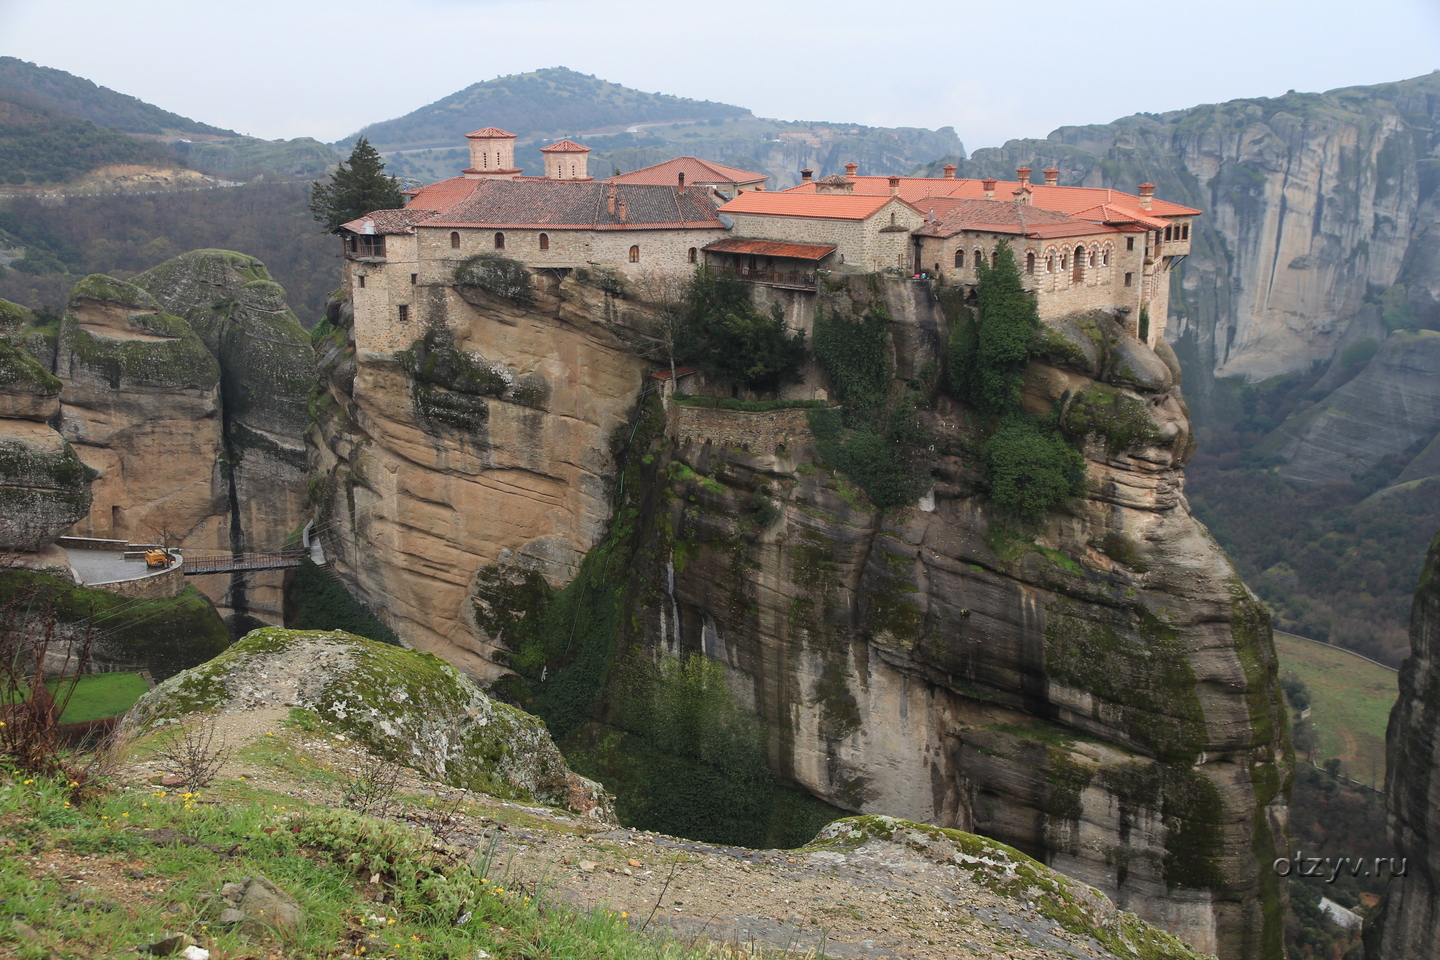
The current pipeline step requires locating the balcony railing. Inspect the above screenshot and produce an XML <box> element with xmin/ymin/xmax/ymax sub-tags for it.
<box><xmin>720</xmin><ymin>267</ymin><xmax>817</xmax><ymax>289</ymax></box>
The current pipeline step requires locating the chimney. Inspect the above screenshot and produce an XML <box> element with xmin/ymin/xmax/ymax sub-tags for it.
<box><xmin>617</xmin><ymin>198</ymin><xmax>628</xmax><ymax>222</ymax></box>
<box><xmin>942</xmin><ymin>164</ymin><xmax>956</xmax><ymax>179</ymax></box>
<box><xmin>1044</xmin><ymin>168</ymin><xmax>1059</xmax><ymax>186</ymax></box>
<box><xmin>1137</xmin><ymin>183</ymin><xmax>1155</xmax><ymax>210</ymax></box>
<box><xmin>607</xmin><ymin>184</ymin><xmax>617</xmax><ymax>216</ymax></box>
<box><xmin>800</xmin><ymin>168</ymin><xmax>813</xmax><ymax>184</ymax></box>
<box><xmin>982</xmin><ymin>178</ymin><xmax>997</xmax><ymax>200</ymax></box>
<box><xmin>1016</xmin><ymin>167</ymin><xmax>1032</xmax><ymax>187</ymax></box>
<box><xmin>888</xmin><ymin>175</ymin><xmax>900</xmax><ymax>196</ymax></box>
<box><xmin>845</xmin><ymin>162</ymin><xmax>858</xmax><ymax>177</ymax></box>
<box><xmin>678</xmin><ymin>171</ymin><xmax>685</xmax><ymax>188</ymax></box>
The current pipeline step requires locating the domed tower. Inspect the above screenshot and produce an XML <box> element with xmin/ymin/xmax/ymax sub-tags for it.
<box><xmin>463</xmin><ymin>128</ymin><xmax>522</xmax><ymax>179</ymax></box>
<box><xmin>540</xmin><ymin>140</ymin><xmax>592</xmax><ymax>180</ymax></box>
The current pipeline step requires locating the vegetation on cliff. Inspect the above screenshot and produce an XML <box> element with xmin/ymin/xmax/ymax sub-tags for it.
<box><xmin>285</xmin><ymin>559</ymin><xmax>400</xmax><ymax>646</ymax></box>
<box><xmin>677</xmin><ymin>268</ymin><xmax>806</xmax><ymax>391</ymax></box>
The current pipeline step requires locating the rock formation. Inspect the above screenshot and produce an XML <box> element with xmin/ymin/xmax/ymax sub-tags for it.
<box><xmin>310</xmin><ymin>270</ymin><xmax>1290</xmax><ymax>959</ymax></box>
<box><xmin>126</xmin><ymin>626</ymin><xmax>613</xmax><ymax>818</ymax></box>
<box><xmin>1366</xmin><ymin>528</ymin><xmax>1440</xmax><ymax>958</ymax></box>
<box><xmin>0</xmin><ymin>310</ymin><xmax>92</xmax><ymax>552</ymax></box>
<box><xmin>133</xmin><ymin>250</ymin><xmax>314</xmax><ymax>627</ymax></box>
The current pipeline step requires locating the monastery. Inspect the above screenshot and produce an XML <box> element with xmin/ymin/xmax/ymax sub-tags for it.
<box><xmin>339</xmin><ymin>127</ymin><xmax>1199</xmax><ymax>351</ymax></box>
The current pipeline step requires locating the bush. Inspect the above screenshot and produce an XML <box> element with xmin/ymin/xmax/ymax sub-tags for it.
<box><xmin>453</xmin><ymin>253</ymin><xmax>534</xmax><ymax>302</ymax></box>
<box><xmin>812</xmin><ymin>307</ymin><xmax>890</xmax><ymax>421</ymax></box>
<box><xmin>984</xmin><ymin>414</ymin><xmax>1086</xmax><ymax>518</ymax></box>
<box><xmin>677</xmin><ymin>268</ymin><xmax>806</xmax><ymax>390</ymax></box>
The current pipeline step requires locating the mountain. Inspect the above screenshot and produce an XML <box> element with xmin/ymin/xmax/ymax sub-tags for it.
<box><xmin>347</xmin><ymin>66</ymin><xmax>750</xmax><ymax>150</ymax></box>
<box><xmin>0</xmin><ymin>56</ymin><xmax>236</xmax><ymax>137</ymax></box>
<box><xmin>0</xmin><ymin>92</ymin><xmax>190</xmax><ymax>186</ymax></box>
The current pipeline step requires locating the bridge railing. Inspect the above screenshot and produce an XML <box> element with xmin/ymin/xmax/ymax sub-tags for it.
<box><xmin>183</xmin><ymin>549</ymin><xmax>307</xmax><ymax>575</ymax></box>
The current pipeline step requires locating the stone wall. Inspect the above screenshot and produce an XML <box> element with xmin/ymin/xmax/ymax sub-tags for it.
<box><xmin>92</xmin><ymin>559</ymin><xmax>185</xmax><ymax>600</ymax></box>
<box><xmin>671</xmin><ymin>403</ymin><xmax>816</xmax><ymax>456</ymax></box>
<box><xmin>725</xmin><ymin>199</ymin><xmax>924</xmax><ymax>273</ymax></box>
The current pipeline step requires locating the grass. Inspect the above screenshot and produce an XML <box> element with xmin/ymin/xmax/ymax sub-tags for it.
<box><xmin>1274</xmin><ymin>631</ymin><xmax>1397</xmax><ymax>777</ymax></box>
<box><xmin>48</xmin><ymin>674</ymin><xmax>150</xmax><ymax>724</ymax></box>
<box><xmin>0</xmin><ymin>757</ymin><xmax>760</xmax><ymax>960</ymax></box>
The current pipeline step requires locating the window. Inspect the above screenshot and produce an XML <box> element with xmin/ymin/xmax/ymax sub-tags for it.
<box><xmin>494</xmin><ymin>232</ymin><xmax>505</xmax><ymax>249</ymax></box>
<box><xmin>1102</xmin><ymin>248</ymin><xmax>1110</xmax><ymax>266</ymax></box>
<box><xmin>1181</xmin><ymin>224</ymin><xmax>1190</xmax><ymax>240</ymax></box>
<box><xmin>991</xmin><ymin>250</ymin><xmax>999</xmax><ymax>268</ymax></box>
<box><xmin>689</xmin><ymin>247</ymin><xmax>698</xmax><ymax>263</ymax></box>
<box><xmin>1026</xmin><ymin>252</ymin><xmax>1035</xmax><ymax>274</ymax></box>
<box><xmin>974</xmin><ymin>250</ymin><xmax>982</xmax><ymax>270</ymax></box>
<box><xmin>357</xmin><ymin>275</ymin><xmax>365</xmax><ymax>288</ymax></box>
<box><xmin>1073</xmin><ymin>245</ymin><xmax>1085</xmax><ymax>283</ymax></box>
<box><xmin>1061</xmin><ymin>254</ymin><xmax>1068</xmax><ymax>271</ymax></box>
<box><xmin>538</xmin><ymin>233</ymin><xmax>549</xmax><ymax>251</ymax></box>
<box><xmin>1164</xmin><ymin>226</ymin><xmax>1173</xmax><ymax>242</ymax></box>
<box><xmin>356</xmin><ymin>235</ymin><xmax>385</xmax><ymax>258</ymax></box>
<box><xmin>1124</xmin><ymin>272</ymin><xmax>1133</xmax><ymax>287</ymax></box>
<box><xmin>1126</xmin><ymin>236</ymin><xmax>1135</xmax><ymax>251</ymax></box>
<box><xmin>398</xmin><ymin>305</ymin><xmax>410</xmax><ymax>323</ymax></box>
<box><xmin>1046</xmin><ymin>255</ymin><xmax>1054</xmax><ymax>273</ymax></box>
<box><xmin>954</xmin><ymin>250</ymin><xmax>964</xmax><ymax>269</ymax></box>
<box><xmin>450</xmin><ymin>231</ymin><xmax>460</xmax><ymax>249</ymax></box>
<box><xmin>348</xmin><ymin>237</ymin><xmax>357</xmax><ymax>254</ymax></box>
<box><xmin>629</xmin><ymin>245</ymin><xmax>640</xmax><ymax>263</ymax></box>
<box><xmin>410</xmin><ymin>273</ymin><xmax>417</xmax><ymax>285</ymax></box>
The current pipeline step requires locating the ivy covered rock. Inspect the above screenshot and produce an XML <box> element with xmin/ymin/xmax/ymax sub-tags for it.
<box><xmin>0</xmin><ymin>335</ymin><xmax>62</xmax><ymax>421</ymax></box>
<box><xmin>126</xmin><ymin>627</ymin><xmax>615</xmax><ymax>820</ymax></box>
<box><xmin>0</xmin><ymin>422</ymin><xmax>92</xmax><ymax>550</ymax></box>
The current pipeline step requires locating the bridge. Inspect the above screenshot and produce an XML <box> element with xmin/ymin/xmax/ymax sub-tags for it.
<box><xmin>182</xmin><ymin>550</ymin><xmax>307</xmax><ymax>576</ymax></box>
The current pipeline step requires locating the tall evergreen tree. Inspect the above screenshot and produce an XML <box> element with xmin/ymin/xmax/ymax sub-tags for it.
<box><xmin>308</xmin><ymin>137</ymin><xmax>404</xmax><ymax>233</ymax></box>
<box><xmin>947</xmin><ymin>240</ymin><xmax>1039</xmax><ymax>413</ymax></box>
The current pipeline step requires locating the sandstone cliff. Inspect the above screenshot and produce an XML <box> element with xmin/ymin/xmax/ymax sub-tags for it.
<box><xmin>0</xmin><ymin>303</ymin><xmax>91</xmax><ymax>552</ymax></box>
<box><xmin>28</xmin><ymin>256</ymin><xmax>312</xmax><ymax>629</ymax></box>
<box><xmin>1366</xmin><ymin>527</ymin><xmax>1440</xmax><ymax>958</ymax></box>
<box><xmin>310</xmin><ymin>271</ymin><xmax>1289</xmax><ymax>959</ymax></box>
<box><xmin>133</xmin><ymin>250</ymin><xmax>314</xmax><ymax>628</ymax></box>
<box><xmin>927</xmin><ymin>72</ymin><xmax>1440</xmax><ymax>427</ymax></box>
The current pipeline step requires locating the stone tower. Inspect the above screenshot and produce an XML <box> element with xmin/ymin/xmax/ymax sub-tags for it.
<box><xmin>463</xmin><ymin>127</ymin><xmax>522</xmax><ymax>179</ymax></box>
<box><xmin>541</xmin><ymin>140</ymin><xmax>592</xmax><ymax>180</ymax></box>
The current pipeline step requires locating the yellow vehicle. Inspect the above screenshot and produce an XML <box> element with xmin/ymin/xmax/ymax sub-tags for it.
<box><xmin>144</xmin><ymin>549</ymin><xmax>173</xmax><ymax>569</ymax></box>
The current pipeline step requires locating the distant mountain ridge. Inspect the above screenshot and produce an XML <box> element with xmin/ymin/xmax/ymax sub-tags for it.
<box><xmin>347</xmin><ymin>67</ymin><xmax>751</xmax><ymax>150</ymax></box>
<box><xmin>0</xmin><ymin>56</ymin><xmax>236</xmax><ymax>137</ymax></box>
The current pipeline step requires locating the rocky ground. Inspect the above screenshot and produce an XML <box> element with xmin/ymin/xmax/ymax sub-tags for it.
<box><xmin>87</xmin><ymin>702</ymin><xmax>1209</xmax><ymax>960</ymax></box>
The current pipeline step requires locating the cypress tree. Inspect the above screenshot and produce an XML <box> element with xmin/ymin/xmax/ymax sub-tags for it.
<box><xmin>308</xmin><ymin>137</ymin><xmax>405</xmax><ymax>233</ymax></box>
<box><xmin>948</xmin><ymin>240</ymin><xmax>1040</xmax><ymax>413</ymax></box>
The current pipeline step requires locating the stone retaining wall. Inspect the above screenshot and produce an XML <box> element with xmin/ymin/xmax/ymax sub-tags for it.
<box><xmin>672</xmin><ymin>404</ymin><xmax>816</xmax><ymax>456</ymax></box>
<box><xmin>93</xmin><ymin>559</ymin><xmax>185</xmax><ymax>600</ymax></box>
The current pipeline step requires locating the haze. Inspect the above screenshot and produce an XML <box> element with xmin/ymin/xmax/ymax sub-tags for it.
<box><xmin>2</xmin><ymin>0</ymin><xmax>1438</xmax><ymax>151</ymax></box>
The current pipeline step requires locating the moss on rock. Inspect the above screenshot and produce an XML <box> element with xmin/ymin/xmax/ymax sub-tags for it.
<box><xmin>1063</xmin><ymin>383</ymin><xmax>1163</xmax><ymax>454</ymax></box>
<box><xmin>68</xmin><ymin>274</ymin><xmax>161</xmax><ymax>312</ymax></box>
<box><xmin>126</xmin><ymin>627</ymin><xmax>614</xmax><ymax>817</ymax></box>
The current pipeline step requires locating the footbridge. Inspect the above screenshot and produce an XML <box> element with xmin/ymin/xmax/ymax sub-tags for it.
<box><xmin>182</xmin><ymin>550</ymin><xmax>307</xmax><ymax>576</ymax></box>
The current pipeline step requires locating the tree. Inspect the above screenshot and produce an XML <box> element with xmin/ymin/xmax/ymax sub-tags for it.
<box><xmin>947</xmin><ymin>240</ymin><xmax>1039</xmax><ymax>413</ymax></box>
<box><xmin>308</xmin><ymin>137</ymin><xmax>404</xmax><ymax>233</ymax></box>
<box><xmin>677</xmin><ymin>268</ymin><xmax>806</xmax><ymax>391</ymax></box>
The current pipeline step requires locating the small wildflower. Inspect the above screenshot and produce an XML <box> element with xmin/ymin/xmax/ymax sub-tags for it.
<box><xmin>22</xmin><ymin>779</ymin><xmax>33</xmax><ymax>785</ymax></box>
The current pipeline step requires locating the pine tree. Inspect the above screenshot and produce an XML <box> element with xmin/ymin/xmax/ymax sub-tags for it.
<box><xmin>308</xmin><ymin>137</ymin><xmax>404</xmax><ymax>233</ymax></box>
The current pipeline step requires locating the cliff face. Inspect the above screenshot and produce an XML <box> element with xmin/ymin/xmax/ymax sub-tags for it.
<box><xmin>311</xmin><ymin>273</ymin><xmax>1290</xmax><ymax>959</ymax></box>
<box><xmin>40</xmin><ymin>256</ymin><xmax>312</xmax><ymax>627</ymax></box>
<box><xmin>1367</xmin><ymin>528</ymin><xmax>1440</xmax><ymax>958</ymax></box>
<box><xmin>133</xmin><ymin>250</ymin><xmax>314</xmax><ymax>626</ymax></box>
<box><xmin>935</xmin><ymin>72</ymin><xmax>1440</xmax><ymax>424</ymax></box>
<box><xmin>309</xmin><ymin>274</ymin><xmax>659</xmax><ymax>676</ymax></box>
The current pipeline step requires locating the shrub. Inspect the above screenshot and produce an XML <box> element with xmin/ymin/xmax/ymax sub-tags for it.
<box><xmin>677</xmin><ymin>268</ymin><xmax>806</xmax><ymax>390</ymax></box>
<box><xmin>453</xmin><ymin>253</ymin><xmax>534</xmax><ymax>302</ymax></box>
<box><xmin>286</xmin><ymin>558</ymin><xmax>400</xmax><ymax>646</ymax></box>
<box><xmin>984</xmin><ymin>414</ymin><xmax>1086</xmax><ymax>518</ymax></box>
<box><xmin>947</xmin><ymin>240</ymin><xmax>1038</xmax><ymax>413</ymax></box>
<box><xmin>812</xmin><ymin>307</ymin><xmax>890</xmax><ymax>421</ymax></box>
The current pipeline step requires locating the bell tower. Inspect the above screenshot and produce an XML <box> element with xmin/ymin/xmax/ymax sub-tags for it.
<box><xmin>463</xmin><ymin>127</ymin><xmax>522</xmax><ymax>179</ymax></box>
<box><xmin>540</xmin><ymin>140</ymin><xmax>592</xmax><ymax>180</ymax></box>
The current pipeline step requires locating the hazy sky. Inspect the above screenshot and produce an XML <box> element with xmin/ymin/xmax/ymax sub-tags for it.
<box><xmin>3</xmin><ymin>0</ymin><xmax>1438</xmax><ymax>151</ymax></box>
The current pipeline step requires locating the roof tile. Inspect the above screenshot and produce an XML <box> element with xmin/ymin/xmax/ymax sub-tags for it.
<box><xmin>607</xmin><ymin>156</ymin><xmax>768</xmax><ymax>187</ymax></box>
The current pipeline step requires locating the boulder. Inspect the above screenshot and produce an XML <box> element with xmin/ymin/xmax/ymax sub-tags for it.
<box><xmin>0</xmin><ymin>419</ymin><xmax>93</xmax><ymax>550</ymax></box>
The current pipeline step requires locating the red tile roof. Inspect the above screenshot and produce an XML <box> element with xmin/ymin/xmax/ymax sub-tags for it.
<box><xmin>703</xmin><ymin>238</ymin><xmax>837</xmax><ymax>261</ymax></box>
<box><xmin>467</xmin><ymin>127</ymin><xmax>515</xmax><ymax>138</ymax></box>
<box><xmin>913</xmin><ymin>199</ymin><xmax>1125</xmax><ymax>240</ymax></box>
<box><xmin>541</xmin><ymin>139</ymin><xmax>591</xmax><ymax>153</ymax></box>
<box><xmin>339</xmin><ymin>208</ymin><xmax>437</xmax><ymax>236</ymax></box>
<box><xmin>719</xmin><ymin>191</ymin><xmax>915</xmax><ymax>221</ymax></box>
<box><xmin>417</xmin><ymin>180</ymin><xmax>727</xmax><ymax>231</ymax></box>
<box><xmin>787</xmin><ymin>176</ymin><xmax>1200</xmax><ymax>223</ymax></box>
<box><xmin>607</xmin><ymin>156</ymin><xmax>768</xmax><ymax>187</ymax></box>
<box><xmin>404</xmin><ymin>176</ymin><xmax>484</xmax><ymax>212</ymax></box>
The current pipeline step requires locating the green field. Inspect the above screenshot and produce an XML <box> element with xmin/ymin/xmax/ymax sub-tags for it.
<box><xmin>47</xmin><ymin>672</ymin><xmax>149</xmax><ymax>723</ymax></box>
<box><xmin>1274</xmin><ymin>631</ymin><xmax>1397</xmax><ymax>782</ymax></box>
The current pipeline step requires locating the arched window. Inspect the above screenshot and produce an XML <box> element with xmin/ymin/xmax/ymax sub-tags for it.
<box><xmin>1026</xmin><ymin>252</ymin><xmax>1035</xmax><ymax>274</ymax></box>
<box><xmin>538</xmin><ymin>233</ymin><xmax>549</xmax><ymax>251</ymax></box>
<box><xmin>1089</xmin><ymin>248</ymin><xmax>1097</xmax><ymax>268</ymax></box>
<box><xmin>494</xmin><ymin>232</ymin><xmax>505</xmax><ymax>250</ymax></box>
<box><xmin>1060</xmin><ymin>253</ymin><xmax>1068</xmax><ymax>271</ymax></box>
<box><xmin>688</xmin><ymin>247</ymin><xmax>697</xmax><ymax>263</ymax></box>
<box><xmin>991</xmin><ymin>250</ymin><xmax>999</xmax><ymax>269</ymax></box>
<box><xmin>1181</xmin><ymin>224</ymin><xmax>1190</xmax><ymax>240</ymax></box>
<box><xmin>1164</xmin><ymin>225</ymin><xmax>1173</xmax><ymax>242</ymax></box>
<box><xmin>1046</xmin><ymin>254</ymin><xmax>1054</xmax><ymax>273</ymax></box>
<box><xmin>974</xmin><ymin>249</ymin><xmax>983</xmax><ymax>270</ymax></box>
<box><xmin>1102</xmin><ymin>246</ymin><xmax>1110</xmax><ymax>267</ymax></box>
<box><xmin>1072</xmin><ymin>245</ymin><xmax>1085</xmax><ymax>283</ymax></box>
<box><xmin>954</xmin><ymin>250</ymin><xmax>964</xmax><ymax>269</ymax></box>
<box><xmin>450</xmin><ymin>231</ymin><xmax>460</xmax><ymax>249</ymax></box>
<box><xmin>629</xmin><ymin>245</ymin><xmax>640</xmax><ymax>263</ymax></box>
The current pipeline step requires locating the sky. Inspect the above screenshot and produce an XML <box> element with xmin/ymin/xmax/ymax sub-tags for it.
<box><xmin>2</xmin><ymin>0</ymin><xmax>1438</xmax><ymax>151</ymax></box>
